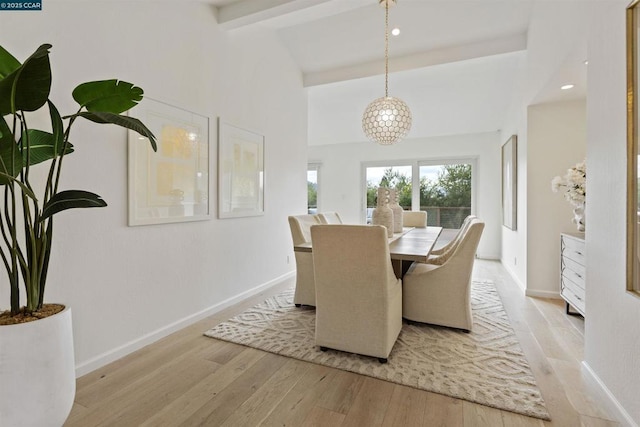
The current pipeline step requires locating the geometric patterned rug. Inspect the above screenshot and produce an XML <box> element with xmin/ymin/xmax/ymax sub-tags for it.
<box><xmin>204</xmin><ymin>280</ymin><xmax>550</xmax><ymax>420</ymax></box>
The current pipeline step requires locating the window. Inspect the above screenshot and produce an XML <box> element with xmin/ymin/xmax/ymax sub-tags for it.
<box><xmin>307</xmin><ymin>163</ymin><xmax>320</xmax><ymax>214</ymax></box>
<box><xmin>419</xmin><ymin>162</ymin><xmax>472</xmax><ymax>229</ymax></box>
<box><xmin>365</xmin><ymin>165</ymin><xmax>412</xmax><ymax>223</ymax></box>
<box><xmin>363</xmin><ymin>159</ymin><xmax>474</xmax><ymax>228</ymax></box>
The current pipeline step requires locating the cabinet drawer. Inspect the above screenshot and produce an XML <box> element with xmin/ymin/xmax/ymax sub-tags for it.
<box><xmin>561</xmin><ymin>286</ymin><xmax>585</xmax><ymax>315</ymax></box>
<box><xmin>561</xmin><ymin>236</ymin><xmax>585</xmax><ymax>265</ymax></box>
<box><xmin>562</xmin><ymin>275</ymin><xmax>585</xmax><ymax>301</ymax></box>
<box><xmin>562</xmin><ymin>256</ymin><xmax>585</xmax><ymax>286</ymax></box>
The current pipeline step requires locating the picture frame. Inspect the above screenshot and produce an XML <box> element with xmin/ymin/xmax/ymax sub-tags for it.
<box><xmin>627</xmin><ymin>0</ymin><xmax>640</xmax><ymax>296</ymax></box>
<box><xmin>502</xmin><ymin>135</ymin><xmax>517</xmax><ymax>230</ymax></box>
<box><xmin>218</xmin><ymin>120</ymin><xmax>264</xmax><ymax>218</ymax></box>
<box><xmin>127</xmin><ymin>98</ymin><xmax>210</xmax><ymax>226</ymax></box>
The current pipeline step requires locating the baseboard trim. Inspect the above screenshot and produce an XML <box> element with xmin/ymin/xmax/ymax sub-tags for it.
<box><xmin>582</xmin><ymin>361</ymin><xmax>638</xmax><ymax>427</ymax></box>
<box><xmin>477</xmin><ymin>254</ymin><xmax>500</xmax><ymax>261</ymax></box>
<box><xmin>74</xmin><ymin>271</ymin><xmax>295</xmax><ymax>377</ymax></box>
<box><xmin>525</xmin><ymin>289</ymin><xmax>561</xmax><ymax>299</ymax></box>
<box><xmin>500</xmin><ymin>259</ymin><xmax>526</xmax><ymax>292</ymax></box>
<box><xmin>498</xmin><ymin>259</ymin><xmax>561</xmax><ymax>299</ymax></box>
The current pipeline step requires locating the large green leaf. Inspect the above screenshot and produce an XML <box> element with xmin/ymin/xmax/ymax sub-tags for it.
<box><xmin>0</xmin><ymin>117</ymin><xmax>22</xmax><ymax>184</ymax></box>
<box><xmin>47</xmin><ymin>100</ymin><xmax>64</xmax><ymax>155</ymax></box>
<box><xmin>0</xmin><ymin>45</ymin><xmax>21</xmax><ymax>79</ymax></box>
<box><xmin>19</xmin><ymin>130</ymin><xmax>74</xmax><ymax>166</ymax></box>
<box><xmin>0</xmin><ymin>44</ymin><xmax>52</xmax><ymax>114</ymax></box>
<box><xmin>40</xmin><ymin>190</ymin><xmax>106</xmax><ymax>220</ymax></box>
<box><xmin>72</xmin><ymin>80</ymin><xmax>143</xmax><ymax>114</ymax></box>
<box><xmin>76</xmin><ymin>111</ymin><xmax>157</xmax><ymax>151</ymax></box>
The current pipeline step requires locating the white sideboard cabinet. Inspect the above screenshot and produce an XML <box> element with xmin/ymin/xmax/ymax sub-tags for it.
<box><xmin>560</xmin><ymin>233</ymin><xmax>586</xmax><ymax>316</ymax></box>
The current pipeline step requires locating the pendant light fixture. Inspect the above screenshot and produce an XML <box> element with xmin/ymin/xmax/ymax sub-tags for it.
<box><xmin>362</xmin><ymin>0</ymin><xmax>412</xmax><ymax>145</ymax></box>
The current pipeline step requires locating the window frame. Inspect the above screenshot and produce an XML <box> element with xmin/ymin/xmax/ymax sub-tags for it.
<box><xmin>307</xmin><ymin>162</ymin><xmax>321</xmax><ymax>214</ymax></box>
<box><xmin>361</xmin><ymin>157</ymin><xmax>477</xmax><ymax>225</ymax></box>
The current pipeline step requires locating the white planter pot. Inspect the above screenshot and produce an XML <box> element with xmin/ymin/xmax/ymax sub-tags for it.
<box><xmin>0</xmin><ymin>306</ymin><xmax>75</xmax><ymax>427</ymax></box>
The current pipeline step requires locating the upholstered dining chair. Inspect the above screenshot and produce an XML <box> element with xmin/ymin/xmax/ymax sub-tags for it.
<box><xmin>318</xmin><ymin>212</ymin><xmax>343</xmax><ymax>224</ymax></box>
<box><xmin>402</xmin><ymin>219</ymin><xmax>485</xmax><ymax>332</ymax></box>
<box><xmin>403</xmin><ymin>211</ymin><xmax>428</xmax><ymax>228</ymax></box>
<box><xmin>429</xmin><ymin>214</ymin><xmax>476</xmax><ymax>256</ymax></box>
<box><xmin>288</xmin><ymin>214</ymin><xmax>323</xmax><ymax>307</ymax></box>
<box><xmin>311</xmin><ymin>224</ymin><xmax>402</xmax><ymax>363</ymax></box>
<box><xmin>426</xmin><ymin>215</ymin><xmax>477</xmax><ymax>264</ymax></box>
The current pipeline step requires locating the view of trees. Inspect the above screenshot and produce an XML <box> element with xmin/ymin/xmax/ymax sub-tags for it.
<box><xmin>308</xmin><ymin>164</ymin><xmax>472</xmax><ymax>227</ymax></box>
<box><xmin>367</xmin><ymin>169</ymin><xmax>413</xmax><ymax>208</ymax></box>
<box><xmin>307</xmin><ymin>181</ymin><xmax>317</xmax><ymax>212</ymax></box>
<box><xmin>368</xmin><ymin>164</ymin><xmax>471</xmax><ymax>207</ymax></box>
<box><xmin>367</xmin><ymin>164</ymin><xmax>472</xmax><ymax>228</ymax></box>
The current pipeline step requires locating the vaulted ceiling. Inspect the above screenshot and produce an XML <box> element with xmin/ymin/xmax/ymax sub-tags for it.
<box><xmin>212</xmin><ymin>0</ymin><xmax>589</xmax><ymax>145</ymax></box>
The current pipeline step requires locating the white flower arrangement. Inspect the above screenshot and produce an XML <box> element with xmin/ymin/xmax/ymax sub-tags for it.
<box><xmin>551</xmin><ymin>160</ymin><xmax>586</xmax><ymax>207</ymax></box>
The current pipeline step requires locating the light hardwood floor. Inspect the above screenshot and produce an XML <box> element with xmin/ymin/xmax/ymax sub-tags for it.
<box><xmin>65</xmin><ymin>260</ymin><xmax>620</xmax><ymax>427</ymax></box>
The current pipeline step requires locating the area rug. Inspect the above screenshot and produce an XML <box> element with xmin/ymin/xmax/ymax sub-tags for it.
<box><xmin>204</xmin><ymin>280</ymin><xmax>550</xmax><ymax>420</ymax></box>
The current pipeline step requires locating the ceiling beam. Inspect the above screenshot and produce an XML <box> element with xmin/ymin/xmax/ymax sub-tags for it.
<box><xmin>216</xmin><ymin>0</ymin><xmax>331</xmax><ymax>30</ymax></box>
<box><xmin>303</xmin><ymin>33</ymin><xmax>528</xmax><ymax>87</ymax></box>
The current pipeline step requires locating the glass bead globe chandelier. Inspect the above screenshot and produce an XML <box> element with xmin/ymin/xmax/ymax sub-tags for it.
<box><xmin>362</xmin><ymin>0</ymin><xmax>412</xmax><ymax>145</ymax></box>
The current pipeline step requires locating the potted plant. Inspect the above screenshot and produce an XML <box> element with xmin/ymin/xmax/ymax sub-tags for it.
<box><xmin>0</xmin><ymin>44</ymin><xmax>157</xmax><ymax>426</ymax></box>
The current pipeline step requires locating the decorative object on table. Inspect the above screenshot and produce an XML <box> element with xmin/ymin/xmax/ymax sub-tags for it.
<box><xmin>372</xmin><ymin>187</ymin><xmax>394</xmax><ymax>237</ymax></box>
<box><xmin>361</xmin><ymin>0</ymin><xmax>412</xmax><ymax>145</ymax></box>
<box><xmin>388</xmin><ymin>188</ymin><xmax>404</xmax><ymax>232</ymax></box>
<box><xmin>551</xmin><ymin>160</ymin><xmax>586</xmax><ymax>232</ymax></box>
<box><xmin>501</xmin><ymin>135</ymin><xmax>517</xmax><ymax>230</ymax></box>
<box><xmin>0</xmin><ymin>43</ymin><xmax>157</xmax><ymax>427</ymax></box>
<box><xmin>218</xmin><ymin>120</ymin><xmax>264</xmax><ymax>218</ymax></box>
<box><xmin>128</xmin><ymin>98</ymin><xmax>209</xmax><ymax>226</ymax></box>
<box><xmin>204</xmin><ymin>280</ymin><xmax>550</xmax><ymax>420</ymax></box>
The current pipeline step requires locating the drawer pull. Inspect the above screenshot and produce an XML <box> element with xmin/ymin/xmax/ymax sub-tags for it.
<box><xmin>575</xmin><ymin>251</ymin><xmax>583</xmax><ymax>256</ymax></box>
<box><xmin>575</xmin><ymin>273</ymin><xmax>582</xmax><ymax>278</ymax></box>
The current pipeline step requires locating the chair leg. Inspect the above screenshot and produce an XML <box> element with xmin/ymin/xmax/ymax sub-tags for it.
<box><xmin>378</xmin><ymin>358</ymin><xmax>388</xmax><ymax>364</ymax></box>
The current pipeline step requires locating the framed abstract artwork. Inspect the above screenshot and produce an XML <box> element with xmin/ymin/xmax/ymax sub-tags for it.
<box><xmin>218</xmin><ymin>120</ymin><xmax>264</xmax><ymax>219</ymax></box>
<box><xmin>502</xmin><ymin>135</ymin><xmax>517</xmax><ymax>230</ymax></box>
<box><xmin>128</xmin><ymin>98</ymin><xmax>210</xmax><ymax>226</ymax></box>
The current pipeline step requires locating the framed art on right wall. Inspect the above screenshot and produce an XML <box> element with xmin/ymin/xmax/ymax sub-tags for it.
<box><xmin>502</xmin><ymin>135</ymin><xmax>517</xmax><ymax>230</ymax></box>
<box><xmin>626</xmin><ymin>0</ymin><xmax>640</xmax><ymax>295</ymax></box>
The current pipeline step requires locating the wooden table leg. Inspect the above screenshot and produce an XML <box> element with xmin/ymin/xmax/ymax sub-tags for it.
<box><xmin>392</xmin><ymin>259</ymin><xmax>402</xmax><ymax>279</ymax></box>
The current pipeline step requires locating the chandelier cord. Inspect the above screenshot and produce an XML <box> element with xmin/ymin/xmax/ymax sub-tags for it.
<box><xmin>384</xmin><ymin>0</ymin><xmax>389</xmax><ymax>98</ymax></box>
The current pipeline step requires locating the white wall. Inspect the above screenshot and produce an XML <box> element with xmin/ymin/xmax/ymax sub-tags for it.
<box><xmin>0</xmin><ymin>2</ymin><xmax>307</xmax><ymax>373</ymax></box>
<box><xmin>526</xmin><ymin>100</ymin><xmax>586</xmax><ymax>298</ymax></box>
<box><xmin>308</xmin><ymin>132</ymin><xmax>502</xmax><ymax>259</ymax></box>
<box><xmin>585</xmin><ymin>2</ymin><xmax>640</xmax><ymax>424</ymax></box>
<box><xmin>500</xmin><ymin>109</ymin><xmax>529</xmax><ymax>289</ymax></box>
<box><xmin>500</xmin><ymin>1</ymin><xmax>593</xmax><ymax>291</ymax></box>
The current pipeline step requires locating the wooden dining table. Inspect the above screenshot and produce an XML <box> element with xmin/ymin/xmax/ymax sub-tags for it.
<box><xmin>293</xmin><ymin>226</ymin><xmax>443</xmax><ymax>278</ymax></box>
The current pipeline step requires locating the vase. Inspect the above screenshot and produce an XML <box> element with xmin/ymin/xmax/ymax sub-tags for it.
<box><xmin>572</xmin><ymin>203</ymin><xmax>585</xmax><ymax>232</ymax></box>
<box><xmin>0</xmin><ymin>306</ymin><xmax>76</xmax><ymax>427</ymax></box>
<box><xmin>388</xmin><ymin>189</ymin><xmax>404</xmax><ymax>233</ymax></box>
<box><xmin>372</xmin><ymin>187</ymin><xmax>394</xmax><ymax>237</ymax></box>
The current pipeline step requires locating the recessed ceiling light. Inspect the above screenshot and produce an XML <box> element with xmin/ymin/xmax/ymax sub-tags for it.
<box><xmin>561</xmin><ymin>84</ymin><xmax>575</xmax><ymax>90</ymax></box>
<box><xmin>391</xmin><ymin>28</ymin><xmax>400</xmax><ymax>36</ymax></box>
<box><xmin>583</xmin><ymin>60</ymin><xmax>589</xmax><ymax>65</ymax></box>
